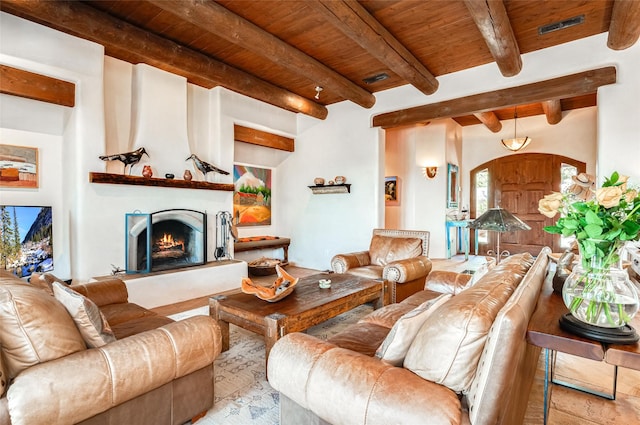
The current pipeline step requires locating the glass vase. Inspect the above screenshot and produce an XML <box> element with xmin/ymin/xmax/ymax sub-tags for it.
<box><xmin>562</xmin><ymin>251</ymin><xmax>639</xmax><ymax>328</ymax></box>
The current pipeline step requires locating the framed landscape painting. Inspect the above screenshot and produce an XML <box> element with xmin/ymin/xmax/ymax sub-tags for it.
<box><xmin>233</xmin><ymin>164</ymin><xmax>272</xmax><ymax>226</ymax></box>
<box><xmin>0</xmin><ymin>144</ymin><xmax>38</xmax><ymax>188</ymax></box>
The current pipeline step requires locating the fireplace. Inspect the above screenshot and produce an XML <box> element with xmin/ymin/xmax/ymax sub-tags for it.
<box><xmin>126</xmin><ymin>209</ymin><xmax>206</xmax><ymax>273</ymax></box>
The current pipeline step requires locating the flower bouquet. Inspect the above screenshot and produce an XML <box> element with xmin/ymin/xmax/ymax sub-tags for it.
<box><xmin>539</xmin><ymin>171</ymin><xmax>640</xmax><ymax>327</ymax></box>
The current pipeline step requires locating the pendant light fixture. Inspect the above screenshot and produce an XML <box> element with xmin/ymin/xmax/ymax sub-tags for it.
<box><xmin>501</xmin><ymin>106</ymin><xmax>531</xmax><ymax>152</ymax></box>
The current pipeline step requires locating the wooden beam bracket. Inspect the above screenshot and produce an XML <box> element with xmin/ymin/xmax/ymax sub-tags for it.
<box><xmin>0</xmin><ymin>64</ymin><xmax>75</xmax><ymax>107</ymax></box>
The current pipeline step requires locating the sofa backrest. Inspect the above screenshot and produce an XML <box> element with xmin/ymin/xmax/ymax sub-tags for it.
<box><xmin>466</xmin><ymin>247</ymin><xmax>551</xmax><ymax>425</ymax></box>
<box><xmin>370</xmin><ymin>228</ymin><xmax>430</xmax><ymax>263</ymax></box>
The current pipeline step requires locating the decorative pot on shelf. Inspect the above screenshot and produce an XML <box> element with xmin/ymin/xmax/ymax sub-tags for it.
<box><xmin>142</xmin><ymin>165</ymin><xmax>153</xmax><ymax>178</ymax></box>
<box><xmin>184</xmin><ymin>169</ymin><xmax>193</xmax><ymax>181</ymax></box>
<box><xmin>562</xmin><ymin>239</ymin><xmax>639</xmax><ymax>328</ymax></box>
<box><xmin>314</xmin><ymin>177</ymin><xmax>325</xmax><ymax>186</ymax></box>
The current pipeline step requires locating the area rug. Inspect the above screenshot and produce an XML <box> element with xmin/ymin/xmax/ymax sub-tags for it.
<box><xmin>174</xmin><ymin>304</ymin><xmax>374</xmax><ymax>425</ymax></box>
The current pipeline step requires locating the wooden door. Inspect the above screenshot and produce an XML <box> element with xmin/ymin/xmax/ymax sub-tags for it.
<box><xmin>471</xmin><ymin>153</ymin><xmax>585</xmax><ymax>256</ymax></box>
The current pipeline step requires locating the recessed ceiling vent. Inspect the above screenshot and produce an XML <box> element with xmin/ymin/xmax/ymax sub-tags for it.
<box><xmin>363</xmin><ymin>73</ymin><xmax>389</xmax><ymax>84</ymax></box>
<box><xmin>538</xmin><ymin>15</ymin><xmax>585</xmax><ymax>35</ymax></box>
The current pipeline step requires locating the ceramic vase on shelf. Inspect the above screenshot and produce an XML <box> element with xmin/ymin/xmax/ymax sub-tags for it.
<box><xmin>562</xmin><ymin>239</ymin><xmax>639</xmax><ymax>328</ymax></box>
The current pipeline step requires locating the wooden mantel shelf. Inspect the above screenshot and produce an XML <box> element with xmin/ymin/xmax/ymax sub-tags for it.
<box><xmin>89</xmin><ymin>172</ymin><xmax>234</xmax><ymax>191</ymax></box>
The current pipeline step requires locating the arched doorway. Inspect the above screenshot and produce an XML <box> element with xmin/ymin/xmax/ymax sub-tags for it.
<box><xmin>470</xmin><ymin>153</ymin><xmax>586</xmax><ymax>256</ymax></box>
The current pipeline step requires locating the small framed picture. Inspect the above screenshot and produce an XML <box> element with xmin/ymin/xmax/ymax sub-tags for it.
<box><xmin>385</xmin><ymin>176</ymin><xmax>399</xmax><ymax>205</ymax></box>
<box><xmin>0</xmin><ymin>144</ymin><xmax>38</xmax><ymax>188</ymax></box>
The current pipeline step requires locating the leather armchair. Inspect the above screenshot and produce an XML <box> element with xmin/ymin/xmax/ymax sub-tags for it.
<box><xmin>331</xmin><ymin>229</ymin><xmax>432</xmax><ymax>302</ymax></box>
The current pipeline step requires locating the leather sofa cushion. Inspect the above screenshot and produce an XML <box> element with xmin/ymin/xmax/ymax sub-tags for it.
<box><xmin>375</xmin><ymin>294</ymin><xmax>452</xmax><ymax>366</ymax></box>
<box><xmin>360</xmin><ymin>303</ymin><xmax>414</xmax><ymax>329</ymax></box>
<box><xmin>52</xmin><ymin>282</ymin><xmax>116</xmax><ymax>348</ymax></box>
<box><xmin>327</xmin><ymin>323</ymin><xmax>390</xmax><ymax>357</ymax></box>
<box><xmin>369</xmin><ymin>235</ymin><xmax>422</xmax><ymax>266</ymax></box>
<box><xmin>400</xmin><ymin>288</ymin><xmax>447</xmax><ymax>308</ymax></box>
<box><xmin>100</xmin><ymin>302</ymin><xmax>159</xmax><ymax>326</ymax></box>
<box><xmin>110</xmin><ymin>315</ymin><xmax>175</xmax><ymax>340</ymax></box>
<box><xmin>345</xmin><ymin>265</ymin><xmax>383</xmax><ymax>280</ymax></box>
<box><xmin>0</xmin><ymin>282</ymin><xmax>86</xmax><ymax>380</ymax></box>
<box><xmin>404</xmin><ymin>253</ymin><xmax>532</xmax><ymax>393</ymax></box>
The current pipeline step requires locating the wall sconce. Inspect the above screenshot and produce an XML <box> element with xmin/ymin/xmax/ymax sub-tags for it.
<box><xmin>424</xmin><ymin>166</ymin><xmax>438</xmax><ymax>179</ymax></box>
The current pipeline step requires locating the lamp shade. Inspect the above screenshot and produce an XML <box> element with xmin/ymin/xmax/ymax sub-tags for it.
<box><xmin>469</xmin><ymin>207</ymin><xmax>531</xmax><ymax>232</ymax></box>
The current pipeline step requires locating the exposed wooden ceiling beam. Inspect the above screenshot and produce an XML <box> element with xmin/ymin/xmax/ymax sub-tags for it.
<box><xmin>0</xmin><ymin>0</ymin><xmax>327</xmax><ymax>120</ymax></box>
<box><xmin>310</xmin><ymin>0</ymin><xmax>439</xmax><ymax>95</ymax></box>
<box><xmin>0</xmin><ymin>64</ymin><xmax>75</xmax><ymax>107</ymax></box>
<box><xmin>608</xmin><ymin>0</ymin><xmax>640</xmax><ymax>50</ymax></box>
<box><xmin>372</xmin><ymin>67</ymin><xmax>616</xmax><ymax>128</ymax></box>
<box><xmin>234</xmin><ymin>125</ymin><xmax>294</xmax><ymax>152</ymax></box>
<box><xmin>149</xmin><ymin>0</ymin><xmax>375</xmax><ymax>109</ymax></box>
<box><xmin>541</xmin><ymin>100</ymin><xmax>562</xmax><ymax>124</ymax></box>
<box><xmin>473</xmin><ymin>111</ymin><xmax>502</xmax><ymax>132</ymax></box>
<box><xmin>463</xmin><ymin>0</ymin><xmax>522</xmax><ymax>77</ymax></box>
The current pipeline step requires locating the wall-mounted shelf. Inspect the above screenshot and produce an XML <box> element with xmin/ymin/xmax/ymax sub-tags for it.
<box><xmin>89</xmin><ymin>172</ymin><xmax>234</xmax><ymax>191</ymax></box>
<box><xmin>308</xmin><ymin>184</ymin><xmax>351</xmax><ymax>194</ymax></box>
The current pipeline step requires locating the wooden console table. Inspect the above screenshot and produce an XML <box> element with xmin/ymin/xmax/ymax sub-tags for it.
<box><xmin>234</xmin><ymin>236</ymin><xmax>290</xmax><ymax>263</ymax></box>
<box><xmin>527</xmin><ymin>270</ymin><xmax>640</xmax><ymax>424</ymax></box>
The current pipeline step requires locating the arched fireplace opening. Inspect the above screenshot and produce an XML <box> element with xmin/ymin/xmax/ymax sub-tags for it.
<box><xmin>126</xmin><ymin>209</ymin><xmax>206</xmax><ymax>273</ymax></box>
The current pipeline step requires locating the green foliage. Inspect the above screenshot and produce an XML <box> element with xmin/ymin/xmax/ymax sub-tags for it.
<box><xmin>542</xmin><ymin>171</ymin><xmax>640</xmax><ymax>270</ymax></box>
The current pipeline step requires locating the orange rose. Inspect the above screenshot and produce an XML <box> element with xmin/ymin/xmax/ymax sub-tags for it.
<box><xmin>595</xmin><ymin>186</ymin><xmax>623</xmax><ymax>208</ymax></box>
<box><xmin>538</xmin><ymin>192</ymin><xmax>563</xmax><ymax>218</ymax></box>
<box><xmin>625</xmin><ymin>189</ymin><xmax>638</xmax><ymax>204</ymax></box>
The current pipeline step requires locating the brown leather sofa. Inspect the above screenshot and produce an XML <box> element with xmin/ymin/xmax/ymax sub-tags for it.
<box><xmin>269</xmin><ymin>248</ymin><xmax>551</xmax><ymax>425</ymax></box>
<box><xmin>0</xmin><ymin>272</ymin><xmax>221</xmax><ymax>425</ymax></box>
<box><xmin>331</xmin><ymin>229</ymin><xmax>432</xmax><ymax>302</ymax></box>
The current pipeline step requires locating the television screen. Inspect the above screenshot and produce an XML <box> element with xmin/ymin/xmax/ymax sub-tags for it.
<box><xmin>0</xmin><ymin>205</ymin><xmax>53</xmax><ymax>278</ymax></box>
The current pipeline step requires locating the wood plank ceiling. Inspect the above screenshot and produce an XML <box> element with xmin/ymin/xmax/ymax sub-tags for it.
<box><xmin>1</xmin><ymin>0</ymin><xmax>639</xmax><ymax>130</ymax></box>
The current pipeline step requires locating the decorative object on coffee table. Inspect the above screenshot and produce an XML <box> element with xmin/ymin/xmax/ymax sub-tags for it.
<box><xmin>241</xmin><ymin>265</ymin><xmax>298</xmax><ymax>302</ymax></box>
<box><xmin>98</xmin><ymin>147</ymin><xmax>148</xmax><ymax>175</ymax></box>
<box><xmin>539</xmin><ymin>171</ymin><xmax>640</xmax><ymax>338</ymax></box>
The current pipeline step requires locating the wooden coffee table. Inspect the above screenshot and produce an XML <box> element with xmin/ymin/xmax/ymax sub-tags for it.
<box><xmin>210</xmin><ymin>273</ymin><xmax>389</xmax><ymax>365</ymax></box>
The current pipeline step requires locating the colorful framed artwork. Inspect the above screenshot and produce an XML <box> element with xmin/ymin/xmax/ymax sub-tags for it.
<box><xmin>233</xmin><ymin>164</ymin><xmax>272</xmax><ymax>226</ymax></box>
<box><xmin>0</xmin><ymin>144</ymin><xmax>38</xmax><ymax>188</ymax></box>
<box><xmin>385</xmin><ymin>176</ymin><xmax>399</xmax><ymax>205</ymax></box>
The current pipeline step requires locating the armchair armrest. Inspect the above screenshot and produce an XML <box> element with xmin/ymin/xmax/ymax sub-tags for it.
<box><xmin>6</xmin><ymin>316</ymin><xmax>221</xmax><ymax>425</ymax></box>
<box><xmin>268</xmin><ymin>333</ymin><xmax>462</xmax><ymax>425</ymax></box>
<box><xmin>383</xmin><ymin>256</ymin><xmax>432</xmax><ymax>283</ymax></box>
<box><xmin>331</xmin><ymin>251</ymin><xmax>371</xmax><ymax>273</ymax></box>
<box><xmin>71</xmin><ymin>278</ymin><xmax>129</xmax><ymax>307</ymax></box>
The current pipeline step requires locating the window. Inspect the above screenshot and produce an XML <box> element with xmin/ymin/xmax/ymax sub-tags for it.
<box><xmin>475</xmin><ymin>168</ymin><xmax>489</xmax><ymax>244</ymax></box>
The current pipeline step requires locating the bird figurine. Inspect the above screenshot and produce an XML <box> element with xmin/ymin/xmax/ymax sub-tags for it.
<box><xmin>186</xmin><ymin>154</ymin><xmax>229</xmax><ymax>179</ymax></box>
<box><xmin>99</xmin><ymin>147</ymin><xmax>149</xmax><ymax>175</ymax></box>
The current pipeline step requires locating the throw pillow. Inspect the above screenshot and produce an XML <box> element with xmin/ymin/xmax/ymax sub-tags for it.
<box><xmin>375</xmin><ymin>293</ymin><xmax>452</xmax><ymax>366</ymax></box>
<box><xmin>52</xmin><ymin>282</ymin><xmax>116</xmax><ymax>348</ymax></box>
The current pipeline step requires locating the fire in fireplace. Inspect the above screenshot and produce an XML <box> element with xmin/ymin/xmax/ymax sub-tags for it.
<box><xmin>126</xmin><ymin>209</ymin><xmax>206</xmax><ymax>273</ymax></box>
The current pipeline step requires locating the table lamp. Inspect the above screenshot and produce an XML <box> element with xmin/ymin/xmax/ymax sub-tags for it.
<box><xmin>469</xmin><ymin>207</ymin><xmax>531</xmax><ymax>263</ymax></box>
